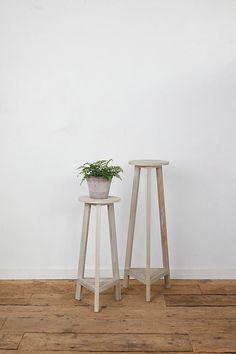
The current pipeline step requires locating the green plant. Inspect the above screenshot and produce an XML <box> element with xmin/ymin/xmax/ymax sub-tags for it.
<box><xmin>77</xmin><ymin>159</ymin><xmax>123</xmax><ymax>184</ymax></box>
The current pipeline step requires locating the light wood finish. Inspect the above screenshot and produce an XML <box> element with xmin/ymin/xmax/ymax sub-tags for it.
<box><xmin>146</xmin><ymin>167</ymin><xmax>151</xmax><ymax>302</ymax></box>
<box><xmin>76</xmin><ymin>278</ymin><xmax>120</xmax><ymax>294</ymax></box>
<box><xmin>107</xmin><ymin>204</ymin><xmax>121</xmax><ymax>300</ymax></box>
<box><xmin>156</xmin><ymin>166</ymin><xmax>171</xmax><ymax>288</ymax></box>
<box><xmin>78</xmin><ymin>196</ymin><xmax>120</xmax><ymax>204</ymax></box>
<box><xmin>94</xmin><ymin>205</ymin><xmax>101</xmax><ymax>312</ymax></box>
<box><xmin>1</xmin><ymin>279</ymin><xmax>236</xmax><ymax>353</ymax></box>
<box><xmin>76</xmin><ymin>197</ymin><xmax>121</xmax><ymax>312</ymax></box>
<box><xmin>129</xmin><ymin>160</ymin><xmax>169</xmax><ymax>167</ymax></box>
<box><xmin>75</xmin><ymin>203</ymin><xmax>90</xmax><ymax>300</ymax></box>
<box><xmin>124</xmin><ymin>160</ymin><xmax>171</xmax><ymax>300</ymax></box>
<box><xmin>128</xmin><ymin>268</ymin><xmax>169</xmax><ymax>285</ymax></box>
<box><xmin>124</xmin><ymin>166</ymin><xmax>141</xmax><ymax>288</ymax></box>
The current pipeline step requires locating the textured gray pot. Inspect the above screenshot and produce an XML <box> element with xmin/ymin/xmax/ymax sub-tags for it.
<box><xmin>87</xmin><ymin>177</ymin><xmax>111</xmax><ymax>199</ymax></box>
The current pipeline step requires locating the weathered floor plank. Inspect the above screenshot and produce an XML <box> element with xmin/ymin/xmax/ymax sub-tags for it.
<box><xmin>0</xmin><ymin>280</ymin><xmax>73</xmax><ymax>295</ymax></box>
<box><xmin>0</xmin><ymin>280</ymin><xmax>201</xmax><ymax>295</ymax></box>
<box><xmin>199</xmin><ymin>280</ymin><xmax>236</xmax><ymax>295</ymax></box>
<box><xmin>0</xmin><ymin>280</ymin><xmax>236</xmax><ymax>352</ymax></box>
<box><xmin>111</xmin><ymin>280</ymin><xmax>201</xmax><ymax>295</ymax></box>
<box><xmin>190</xmin><ymin>333</ymin><xmax>236</xmax><ymax>352</ymax></box>
<box><xmin>0</xmin><ymin>295</ymin><xmax>169</xmax><ymax>319</ymax></box>
<box><xmin>0</xmin><ymin>319</ymin><xmax>5</xmax><ymax>331</ymax></box>
<box><xmin>2</xmin><ymin>316</ymin><xmax>236</xmax><ymax>335</ymax></box>
<box><xmin>0</xmin><ymin>352</ymin><xmax>194</xmax><ymax>354</ymax></box>
<box><xmin>19</xmin><ymin>333</ymin><xmax>192</xmax><ymax>352</ymax></box>
<box><xmin>29</xmin><ymin>292</ymin><xmax>166</xmax><ymax>307</ymax></box>
<box><xmin>0</xmin><ymin>304</ymin><xmax>167</xmax><ymax>320</ymax></box>
<box><xmin>0</xmin><ymin>297</ymin><xmax>32</xmax><ymax>306</ymax></box>
<box><xmin>167</xmin><ymin>306</ymin><xmax>236</xmax><ymax>319</ymax></box>
<box><xmin>165</xmin><ymin>294</ymin><xmax>236</xmax><ymax>306</ymax></box>
<box><xmin>0</xmin><ymin>333</ymin><xmax>23</xmax><ymax>350</ymax></box>
<box><xmin>0</xmin><ymin>282</ymin><xmax>32</xmax><ymax>306</ymax></box>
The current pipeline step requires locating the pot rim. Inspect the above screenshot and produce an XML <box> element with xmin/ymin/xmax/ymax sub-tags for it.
<box><xmin>86</xmin><ymin>176</ymin><xmax>112</xmax><ymax>181</ymax></box>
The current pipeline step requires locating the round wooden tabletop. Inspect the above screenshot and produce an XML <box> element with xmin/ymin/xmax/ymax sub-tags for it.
<box><xmin>78</xmin><ymin>196</ymin><xmax>120</xmax><ymax>205</ymax></box>
<box><xmin>129</xmin><ymin>160</ymin><xmax>169</xmax><ymax>167</ymax></box>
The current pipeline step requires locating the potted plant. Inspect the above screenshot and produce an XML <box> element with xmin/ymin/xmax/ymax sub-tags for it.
<box><xmin>77</xmin><ymin>159</ymin><xmax>123</xmax><ymax>199</ymax></box>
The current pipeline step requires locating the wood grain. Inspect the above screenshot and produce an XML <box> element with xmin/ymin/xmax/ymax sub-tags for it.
<box><xmin>0</xmin><ymin>319</ymin><xmax>5</xmax><ymax>330</ymax></box>
<box><xmin>0</xmin><ymin>333</ymin><xmax>23</xmax><ymax>350</ymax></box>
<box><xmin>0</xmin><ymin>282</ymin><xmax>32</xmax><ymax>305</ymax></box>
<box><xmin>165</xmin><ymin>294</ymin><xmax>236</xmax><ymax>306</ymax></box>
<box><xmin>156</xmin><ymin>166</ymin><xmax>170</xmax><ymax>288</ymax></box>
<box><xmin>0</xmin><ymin>303</ymin><xmax>167</xmax><ymax>320</ymax></box>
<box><xmin>199</xmin><ymin>280</ymin><xmax>236</xmax><ymax>294</ymax></box>
<box><xmin>19</xmin><ymin>333</ymin><xmax>192</xmax><ymax>352</ymax></box>
<box><xmin>75</xmin><ymin>202</ymin><xmax>90</xmax><ymax>301</ymax></box>
<box><xmin>167</xmin><ymin>306</ymin><xmax>236</xmax><ymax>320</ymax></box>
<box><xmin>190</xmin><ymin>333</ymin><xmax>236</xmax><ymax>352</ymax></box>
<box><xmin>124</xmin><ymin>166</ymin><xmax>141</xmax><ymax>288</ymax></box>
<box><xmin>2</xmin><ymin>316</ymin><xmax>236</xmax><ymax>335</ymax></box>
<box><xmin>0</xmin><ymin>280</ymin><xmax>236</xmax><ymax>352</ymax></box>
<box><xmin>122</xmin><ymin>279</ymin><xmax>201</xmax><ymax>295</ymax></box>
<box><xmin>0</xmin><ymin>352</ymin><xmax>194</xmax><ymax>354</ymax></box>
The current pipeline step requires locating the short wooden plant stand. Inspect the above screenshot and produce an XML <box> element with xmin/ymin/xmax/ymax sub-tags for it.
<box><xmin>124</xmin><ymin>160</ymin><xmax>171</xmax><ymax>301</ymax></box>
<box><xmin>75</xmin><ymin>196</ymin><xmax>121</xmax><ymax>312</ymax></box>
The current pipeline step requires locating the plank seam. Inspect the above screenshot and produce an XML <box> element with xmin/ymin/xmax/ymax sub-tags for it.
<box><xmin>16</xmin><ymin>332</ymin><xmax>27</xmax><ymax>350</ymax></box>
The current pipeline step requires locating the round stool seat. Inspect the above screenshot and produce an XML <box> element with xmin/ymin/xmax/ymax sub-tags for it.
<box><xmin>79</xmin><ymin>196</ymin><xmax>120</xmax><ymax>205</ymax></box>
<box><xmin>129</xmin><ymin>160</ymin><xmax>169</xmax><ymax>167</ymax></box>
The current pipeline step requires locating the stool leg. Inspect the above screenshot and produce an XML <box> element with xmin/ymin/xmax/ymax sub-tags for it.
<box><xmin>94</xmin><ymin>205</ymin><xmax>101</xmax><ymax>312</ymax></box>
<box><xmin>156</xmin><ymin>167</ymin><xmax>171</xmax><ymax>289</ymax></box>
<box><xmin>146</xmin><ymin>168</ymin><xmax>151</xmax><ymax>302</ymax></box>
<box><xmin>108</xmin><ymin>204</ymin><xmax>121</xmax><ymax>301</ymax></box>
<box><xmin>76</xmin><ymin>203</ymin><xmax>91</xmax><ymax>300</ymax></box>
<box><xmin>124</xmin><ymin>166</ymin><xmax>141</xmax><ymax>288</ymax></box>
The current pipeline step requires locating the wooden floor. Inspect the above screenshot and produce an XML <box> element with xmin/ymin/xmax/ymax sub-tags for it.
<box><xmin>0</xmin><ymin>279</ymin><xmax>236</xmax><ymax>353</ymax></box>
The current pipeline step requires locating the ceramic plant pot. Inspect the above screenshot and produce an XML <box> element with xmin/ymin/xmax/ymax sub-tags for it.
<box><xmin>87</xmin><ymin>177</ymin><xmax>111</xmax><ymax>199</ymax></box>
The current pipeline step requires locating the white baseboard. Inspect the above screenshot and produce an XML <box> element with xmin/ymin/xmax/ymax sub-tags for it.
<box><xmin>0</xmin><ymin>268</ymin><xmax>236</xmax><ymax>279</ymax></box>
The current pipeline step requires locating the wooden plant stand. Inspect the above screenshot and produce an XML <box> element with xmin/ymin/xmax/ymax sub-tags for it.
<box><xmin>124</xmin><ymin>160</ymin><xmax>171</xmax><ymax>301</ymax></box>
<box><xmin>76</xmin><ymin>196</ymin><xmax>121</xmax><ymax>312</ymax></box>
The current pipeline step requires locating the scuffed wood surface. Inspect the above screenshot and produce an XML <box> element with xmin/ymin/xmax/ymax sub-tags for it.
<box><xmin>0</xmin><ymin>279</ymin><xmax>236</xmax><ymax>352</ymax></box>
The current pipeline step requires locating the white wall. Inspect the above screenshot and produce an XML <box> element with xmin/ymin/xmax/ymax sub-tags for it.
<box><xmin>0</xmin><ymin>0</ymin><xmax>236</xmax><ymax>279</ymax></box>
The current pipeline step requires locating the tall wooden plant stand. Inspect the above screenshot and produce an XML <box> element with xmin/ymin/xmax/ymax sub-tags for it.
<box><xmin>124</xmin><ymin>160</ymin><xmax>171</xmax><ymax>302</ymax></box>
<box><xmin>76</xmin><ymin>196</ymin><xmax>121</xmax><ymax>312</ymax></box>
